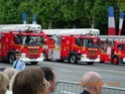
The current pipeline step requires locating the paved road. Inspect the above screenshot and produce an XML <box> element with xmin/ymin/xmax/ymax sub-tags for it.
<box><xmin>0</xmin><ymin>61</ymin><xmax>125</xmax><ymax>88</ymax></box>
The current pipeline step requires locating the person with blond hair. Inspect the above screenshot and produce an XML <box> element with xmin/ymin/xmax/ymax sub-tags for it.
<box><xmin>0</xmin><ymin>71</ymin><xmax>9</xmax><ymax>94</ymax></box>
<box><xmin>3</xmin><ymin>68</ymin><xmax>17</xmax><ymax>81</ymax></box>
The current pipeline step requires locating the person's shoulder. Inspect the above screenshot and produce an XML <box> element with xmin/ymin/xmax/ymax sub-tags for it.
<box><xmin>19</xmin><ymin>59</ymin><xmax>25</xmax><ymax>65</ymax></box>
<box><xmin>6</xmin><ymin>90</ymin><xmax>12</xmax><ymax>94</ymax></box>
<box><xmin>80</xmin><ymin>90</ymin><xmax>90</xmax><ymax>94</ymax></box>
<box><xmin>13</xmin><ymin>60</ymin><xmax>16</xmax><ymax>64</ymax></box>
<box><xmin>18</xmin><ymin>59</ymin><xmax>23</xmax><ymax>62</ymax></box>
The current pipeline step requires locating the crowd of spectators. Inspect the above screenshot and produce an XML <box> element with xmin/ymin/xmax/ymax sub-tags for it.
<box><xmin>0</xmin><ymin>66</ymin><xmax>103</xmax><ymax>94</ymax></box>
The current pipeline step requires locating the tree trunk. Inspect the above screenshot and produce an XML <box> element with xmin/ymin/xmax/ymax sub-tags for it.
<box><xmin>48</xmin><ymin>19</ymin><xmax>52</xmax><ymax>29</ymax></box>
<box><xmin>91</xmin><ymin>19</ymin><xmax>95</xmax><ymax>28</ymax></box>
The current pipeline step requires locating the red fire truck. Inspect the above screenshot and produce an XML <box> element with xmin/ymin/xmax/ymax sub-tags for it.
<box><xmin>99</xmin><ymin>35</ymin><xmax>125</xmax><ymax>65</ymax></box>
<box><xmin>0</xmin><ymin>24</ymin><xmax>45</xmax><ymax>64</ymax></box>
<box><xmin>43</xmin><ymin>29</ymin><xmax>100</xmax><ymax>65</ymax></box>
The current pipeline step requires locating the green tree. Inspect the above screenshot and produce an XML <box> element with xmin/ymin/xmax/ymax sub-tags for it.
<box><xmin>0</xmin><ymin>0</ymin><xmax>23</xmax><ymax>24</ymax></box>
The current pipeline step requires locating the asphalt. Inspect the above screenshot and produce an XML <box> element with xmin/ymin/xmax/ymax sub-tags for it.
<box><xmin>0</xmin><ymin>61</ymin><xmax>125</xmax><ymax>88</ymax></box>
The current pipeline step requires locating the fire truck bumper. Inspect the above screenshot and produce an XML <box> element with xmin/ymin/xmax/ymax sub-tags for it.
<box><xmin>21</xmin><ymin>53</ymin><xmax>45</xmax><ymax>63</ymax></box>
<box><xmin>123</xmin><ymin>58</ymin><xmax>125</xmax><ymax>62</ymax></box>
<box><xmin>80</xmin><ymin>54</ymin><xmax>100</xmax><ymax>62</ymax></box>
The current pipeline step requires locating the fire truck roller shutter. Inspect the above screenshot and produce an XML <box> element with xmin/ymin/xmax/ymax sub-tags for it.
<box><xmin>68</xmin><ymin>52</ymin><xmax>78</xmax><ymax>64</ymax></box>
<box><xmin>111</xmin><ymin>55</ymin><xmax>121</xmax><ymax>65</ymax></box>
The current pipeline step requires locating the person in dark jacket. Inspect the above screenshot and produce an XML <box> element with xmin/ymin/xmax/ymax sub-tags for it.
<box><xmin>80</xmin><ymin>71</ymin><xmax>103</xmax><ymax>94</ymax></box>
<box><xmin>40</xmin><ymin>67</ymin><xmax>56</xmax><ymax>93</ymax></box>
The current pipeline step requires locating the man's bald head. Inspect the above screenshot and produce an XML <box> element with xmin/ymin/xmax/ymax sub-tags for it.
<box><xmin>81</xmin><ymin>71</ymin><xmax>103</xmax><ymax>89</ymax></box>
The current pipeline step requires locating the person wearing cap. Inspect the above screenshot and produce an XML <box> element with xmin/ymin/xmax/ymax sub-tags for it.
<box><xmin>12</xmin><ymin>51</ymin><xmax>25</xmax><ymax>71</ymax></box>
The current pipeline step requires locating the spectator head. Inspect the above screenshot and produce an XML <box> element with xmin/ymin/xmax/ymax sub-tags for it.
<box><xmin>41</xmin><ymin>67</ymin><xmax>56</xmax><ymax>93</ymax></box>
<box><xmin>0</xmin><ymin>71</ymin><xmax>9</xmax><ymax>94</ymax></box>
<box><xmin>9</xmin><ymin>72</ymin><xmax>18</xmax><ymax>90</ymax></box>
<box><xmin>15</xmin><ymin>51</ymin><xmax>21</xmax><ymax>60</ymax></box>
<box><xmin>81</xmin><ymin>71</ymin><xmax>103</xmax><ymax>94</ymax></box>
<box><xmin>12</xmin><ymin>68</ymin><xmax>49</xmax><ymax>94</ymax></box>
<box><xmin>3</xmin><ymin>68</ymin><xmax>17</xmax><ymax>80</ymax></box>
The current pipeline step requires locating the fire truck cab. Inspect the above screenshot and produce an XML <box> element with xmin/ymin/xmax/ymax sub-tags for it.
<box><xmin>0</xmin><ymin>24</ymin><xmax>45</xmax><ymax>64</ymax></box>
<box><xmin>43</xmin><ymin>29</ymin><xmax>100</xmax><ymax>65</ymax></box>
<box><xmin>100</xmin><ymin>35</ymin><xmax>125</xmax><ymax>65</ymax></box>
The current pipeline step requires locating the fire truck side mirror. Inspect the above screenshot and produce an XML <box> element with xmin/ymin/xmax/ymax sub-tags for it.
<box><xmin>41</xmin><ymin>38</ymin><xmax>46</xmax><ymax>44</ymax></box>
<box><xmin>2</xmin><ymin>35</ymin><xmax>4</xmax><ymax>39</ymax></box>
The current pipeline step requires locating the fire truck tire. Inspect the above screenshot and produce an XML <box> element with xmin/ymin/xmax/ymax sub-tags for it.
<box><xmin>87</xmin><ymin>62</ymin><xmax>94</xmax><ymax>65</ymax></box>
<box><xmin>31</xmin><ymin>62</ymin><xmax>38</xmax><ymax>65</ymax></box>
<box><xmin>8</xmin><ymin>53</ymin><xmax>16</xmax><ymax>64</ymax></box>
<box><xmin>100</xmin><ymin>61</ymin><xmax>105</xmax><ymax>63</ymax></box>
<box><xmin>111</xmin><ymin>55</ymin><xmax>120</xmax><ymax>65</ymax></box>
<box><xmin>69</xmin><ymin>54</ymin><xmax>78</xmax><ymax>64</ymax></box>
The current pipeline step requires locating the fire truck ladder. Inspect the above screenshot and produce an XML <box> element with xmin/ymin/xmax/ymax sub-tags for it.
<box><xmin>99</xmin><ymin>35</ymin><xmax>125</xmax><ymax>41</ymax></box>
<box><xmin>0</xmin><ymin>24</ymin><xmax>41</xmax><ymax>32</ymax></box>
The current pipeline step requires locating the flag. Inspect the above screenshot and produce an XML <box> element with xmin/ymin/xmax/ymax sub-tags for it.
<box><xmin>108</xmin><ymin>6</ymin><xmax>115</xmax><ymax>35</ymax></box>
<box><xmin>118</xmin><ymin>11</ymin><xmax>124</xmax><ymax>35</ymax></box>
<box><xmin>22</xmin><ymin>13</ymin><xmax>27</xmax><ymax>24</ymax></box>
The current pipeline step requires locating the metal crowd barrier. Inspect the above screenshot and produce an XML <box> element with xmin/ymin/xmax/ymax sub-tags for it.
<box><xmin>52</xmin><ymin>80</ymin><xmax>125</xmax><ymax>94</ymax></box>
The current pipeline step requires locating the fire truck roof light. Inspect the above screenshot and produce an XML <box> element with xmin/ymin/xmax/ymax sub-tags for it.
<box><xmin>18</xmin><ymin>29</ymin><xmax>21</xmax><ymax>32</ymax></box>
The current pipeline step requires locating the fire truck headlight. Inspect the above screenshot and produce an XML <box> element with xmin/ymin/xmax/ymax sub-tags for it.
<box><xmin>40</xmin><ymin>54</ymin><xmax>44</xmax><ymax>58</ymax></box>
<box><xmin>98</xmin><ymin>55</ymin><xmax>100</xmax><ymax>58</ymax></box>
<box><xmin>78</xmin><ymin>50</ymin><xmax>81</xmax><ymax>53</ymax></box>
<box><xmin>81</xmin><ymin>54</ymin><xmax>86</xmax><ymax>58</ymax></box>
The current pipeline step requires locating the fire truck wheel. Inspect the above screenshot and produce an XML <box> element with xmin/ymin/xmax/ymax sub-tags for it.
<box><xmin>111</xmin><ymin>56</ymin><xmax>120</xmax><ymax>65</ymax></box>
<box><xmin>8</xmin><ymin>53</ymin><xmax>16</xmax><ymax>64</ymax></box>
<box><xmin>87</xmin><ymin>62</ymin><xmax>94</xmax><ymax>65</ymax></box>
<box><xmin>31</xmin><ymin>62</ymin><xmax>38</xmax><ymax>65</ymax></box>
<box><xmin>100</xmin><ymin>61</ymin><xmax>104</xmax><ymax>63</ymax></box>
<box><xmin>69</xmin><ymin>54</ymin><xmax>78</xmax><ymax>64</ymax></box>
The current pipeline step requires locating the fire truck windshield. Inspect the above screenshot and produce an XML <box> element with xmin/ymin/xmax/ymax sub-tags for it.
<box><xmin>21</xmin><ymin>35</ymin><xmax>43</xmax><ymax>46</ymax></box>
<box><xmin>83</xmin><ymin>38</ymin><xmax>99</xmax><ymax>47</ymax></box>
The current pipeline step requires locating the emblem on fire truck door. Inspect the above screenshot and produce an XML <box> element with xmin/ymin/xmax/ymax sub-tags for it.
<box><xmin>6</xmin><ymin>38</ymin><xmax>8</xmax><ymax>42</ymax></box>
<box><xmin>67</xmin><ymin>41</ymin><xmax>69</xmax><ymax>44</ymax></box>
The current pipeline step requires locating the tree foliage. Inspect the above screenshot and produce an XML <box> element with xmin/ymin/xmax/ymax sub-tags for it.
<box><xmin>0</xmin><ymin>0</ymin><xmax>125</xmax><ymax>35</ymax></box>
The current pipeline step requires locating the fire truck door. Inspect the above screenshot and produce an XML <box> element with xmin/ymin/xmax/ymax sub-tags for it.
<box><xmin>1</xmin><ymin>34</ymin><xmax>10</xmax><ymax>57</ymax></box>
<box><xmin>61</xmin><ymin>38</ymin><xmax>70</xmax><ymax>58</ymax></box>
